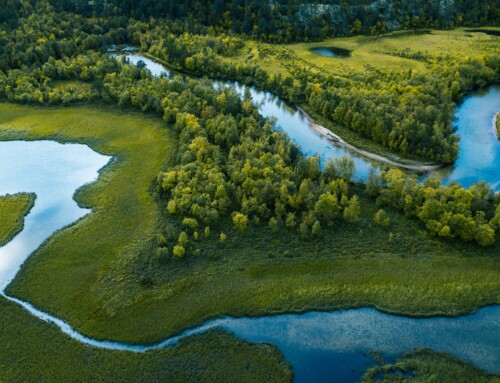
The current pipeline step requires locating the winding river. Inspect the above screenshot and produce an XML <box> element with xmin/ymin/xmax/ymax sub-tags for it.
<box><xmin>0</xmin><ymin>55</ymin><xmax>499</xmax><ymax>382</ymax></box>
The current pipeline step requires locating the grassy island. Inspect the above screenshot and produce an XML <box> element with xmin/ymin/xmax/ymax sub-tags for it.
<box><xmin>0</xmin><ymin>193</ymin><xmax>35</xmax><ymax>246</ymax></box>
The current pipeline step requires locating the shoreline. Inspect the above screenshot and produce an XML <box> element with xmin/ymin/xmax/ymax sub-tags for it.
<box><xmin>493</xmin><ymin>112</ymin><xmax>500</xmax><ymax>139</ymax></box>
<box><xmin>297</xmin><ymin>107</ymin><xmax>442</xmax><ymax>172</ymax></box>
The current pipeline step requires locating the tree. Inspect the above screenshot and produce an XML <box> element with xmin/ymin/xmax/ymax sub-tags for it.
<box><xmin>220</xmin><ymin>232</ymin><xmax>227</xmax><ymax>242</ymax></box>
<box><xmin>312</xmin><ymin>220</ymin><xmax>322</xmax><ymax>237</ymax></box>
<box><xmin>178</xmin><ymin>231</ymin><xmax>188</xmax><ymax>247</ymax></box>
<box><xmin>475</xmin><ymin>224</ymin><xmax>495</xmax><ymax>246</ymax></box>
<box><xmin>374</xmin><ymin>209</ymin><xmax>390</xmax><ymax>227</ymax></box>
<box><xmin>285</xmin><ymin>212</ymin><xmax>296</xmax><ymax>228</ymax></box>
<box><xmin>269</xmin><ymin>216</ymin><xmax>279</xmax><ymax>233</ymax></box>
<box><xmin>233</xmin><ymin>212</ymin><xmax>249</xmax><ymax>230</ymax></box>
<box><xmin>343</xmin><ymin>195</ymin><xmax>361</xmax><ymax>223</ymax></box>
<box><xmin>173</xmin><ymin>245</ymin><xmax>185</xmax><ymax>258</ymax></box>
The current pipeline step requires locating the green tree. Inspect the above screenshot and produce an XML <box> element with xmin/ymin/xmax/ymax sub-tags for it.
<box><xmin>232</xmin><ymin>212</ymin><xmax>249</xmax><ymax>230</ymax></box>
<box><xmin>343</xmin><ymin>195</ymin><xmax>361</xmax><ymax>223</ymax></box>
<box><xmin>374</xmin><ymin>209</ymin><xmax>390</xmax><ymax>227</ymax></box>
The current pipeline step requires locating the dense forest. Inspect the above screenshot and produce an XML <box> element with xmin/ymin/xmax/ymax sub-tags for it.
<box><xmin>29</xmin><ymin>0</ymin><xmax>500</xmax><ymax>41</ymax></box>
<box><xmin>0</xmin><ymin>0</ymin><xmax>500</xmax><ymax>252</ymax></box>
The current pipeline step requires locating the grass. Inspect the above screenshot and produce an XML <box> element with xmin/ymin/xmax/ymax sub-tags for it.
<box><xmin>0</xmin><ymin>193</ymin><xmax>35</xmax><ymax>246</ymax></box>
<box><xmin>0</xmin><ymin>101</ymin><xmax>496</xmax><ymax>346</ymax></box>
<box><xmin>0</xmin><ymin>119</ymin><xmax>291</xmax><ymax>382</ymax></box>
<box><xmin>361</xmin><ymin>349</ymin><xmax>500</xmax><ymax>383</ymax></box>
<box><xmin>0</xmin><ymin>296</ymin><xmax>291</xmax><ymax>382</ymax></box>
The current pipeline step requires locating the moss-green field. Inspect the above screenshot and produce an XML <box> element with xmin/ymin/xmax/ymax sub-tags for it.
<box><xmin>0</xmin><ymin>103</ymin><xmax>497</xmax><ymax>347</ymax></box>
<box><xmin>0</xmin><ymin>193</ymin><xmax>35</xmax><ymax>246</ymax></box>
<box><xmin>239</xmin><ymin>28</ymin><xmax>498</xmax><ymax>81</ymax></box>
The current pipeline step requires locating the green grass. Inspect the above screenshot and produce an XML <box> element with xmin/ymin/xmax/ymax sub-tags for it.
<box><xmin>0</xmin><ymin>296</ymin><xmax>291</xmax><ymax>382</ymax></box>
<box><xmin>361</xmin><ymin>349</ymin><xmax>500</xmax><ymax>383</ymax></box>
<box><xmin>0</xmin><ymin>103</ymin><xmax>498</xmax><ymax>348</ymax></box>
<box><xmin>0</xmin><ymin>193</ymin><xmax>35</xmax><ymax>246</ymax></box>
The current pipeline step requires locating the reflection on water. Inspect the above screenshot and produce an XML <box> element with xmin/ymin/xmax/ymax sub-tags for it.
<box><xmin>220</xmin><ymin>307</ymin><xmax>500</xmax><ymax>382</ymax></box>
<box><xmin>0</xmin><ymin>57</ymin><xmax>497</xmax><ymax>383</ymax></box>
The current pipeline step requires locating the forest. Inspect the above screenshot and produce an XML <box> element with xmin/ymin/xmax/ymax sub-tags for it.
<box><xmin>18</xmin><ymin>0</ymin><xmax>500</xmax><ymax>42</ymax></box>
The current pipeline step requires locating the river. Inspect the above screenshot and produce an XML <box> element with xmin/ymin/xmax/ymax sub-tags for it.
<box><xmin>124</xmin><ymin>54</ymin><xmax>500</xmax><ymax>190</ymax></box>
<box><xmin>0</xmin><ymin>55</ymin><xmax>498</xmax><ymax>383</ymax></box>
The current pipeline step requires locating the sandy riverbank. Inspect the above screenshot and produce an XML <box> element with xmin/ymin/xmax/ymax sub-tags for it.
<box><xmin>297</xmin><ymin>107</ymin><xmax>442</xmax><ymax>172</ymax></box>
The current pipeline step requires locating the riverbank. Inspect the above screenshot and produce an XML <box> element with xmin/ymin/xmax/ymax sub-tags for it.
<box><xmin>494</xmin><ymin>112</ymin><xmax>500</xmax><ymax>140</ymax></box>
<box><xmin>297</xmin><ymin>107</ymin><xmax>442</xmax><ymax>171</ymax></box>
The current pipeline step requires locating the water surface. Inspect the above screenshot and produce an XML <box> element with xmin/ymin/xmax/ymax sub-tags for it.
<box><xmin>431</xmin><ymin>85</ymin><xmax>500</xmax><ymax>191</ymax></box>
<box><xmin>0</xmin><ymin>140</ymin><xmax>110</xmax><ymax>290</ymax></box>
<box><xmin>0</xmin><ymin>58</ymin><xmax>498</xmax><ymax>383</ymax></box>
<box><xmin>310</xmin><ymin>47</ymin><xmax>351</xmax><ymax>58</ymax></box>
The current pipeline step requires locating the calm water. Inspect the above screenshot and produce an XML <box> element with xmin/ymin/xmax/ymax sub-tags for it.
<box><xmin>0</xmin><ymin>57</ymin><xmax>498</xmax><ymax>382</ymax></box>
<box><xmin>311</xmin><ymin>47</ymin><xmax>338</xmax><ymax>57</ymax></box>
<box><xmin>431</xmin><ymin>85</ymin><xmax>500</xmax><ymax>191</ymax></box>
<box><xmin>0</xmin><ymin>141</ymin><xmax>110</xmax><ymax>291</ymax></box>
<box><xmin>0</xmin><ymin>141</ymin><xmax>498</xmax><ymax>383</ymax></box>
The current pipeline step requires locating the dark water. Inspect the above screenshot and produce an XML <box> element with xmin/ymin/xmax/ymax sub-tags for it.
<box><xmin>311</xmin><ymin>47</ymin><xmax>352</xmax><ymax>58</ymax></box>
<box><xmin>218</xmin><ymin>307</ymin><xmax>500</xmax><ymax>382</ymax></box>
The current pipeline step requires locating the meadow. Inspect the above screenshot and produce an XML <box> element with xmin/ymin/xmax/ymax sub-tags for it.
<box><xmin>0</xmin><ymin>297</ymin><xmax>290</xmax><ymax>382</ymax></box>
<box><xmin>0</xmin><ymin>104</ymin><xmax>291</xmax><ymax>382</ymax></box>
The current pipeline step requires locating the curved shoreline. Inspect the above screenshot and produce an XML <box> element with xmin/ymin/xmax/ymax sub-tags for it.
<box><xmin>297</xmin><ymin>107</ymin><xmax>442</xmax><ymax>171</ymax></box>
<box><xmin>125</xmin><ymin>51</ymin><xmax>442</xmax><ymax>173</ymax></box>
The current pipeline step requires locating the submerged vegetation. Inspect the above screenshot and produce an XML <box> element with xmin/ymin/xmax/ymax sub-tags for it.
<box><xmin>0</xmin><ymin>193</ymin><xmax>35</xmax><ymax>246</ymax></box>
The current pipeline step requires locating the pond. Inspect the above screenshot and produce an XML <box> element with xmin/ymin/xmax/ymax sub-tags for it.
<box><xmin>310</xmin><ymin>47</ymin><xmax>352</xmax><ymax>58</ymax></box>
